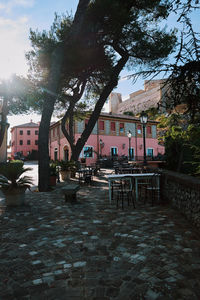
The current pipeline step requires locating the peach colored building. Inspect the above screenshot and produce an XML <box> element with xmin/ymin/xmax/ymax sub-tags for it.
<box><xmin>11</xmin><ymin>121</ymin><xmax>39</xmax><ymax>158</ymax></box>
<box><xmin>49</xmin><ymin>112</ymin><xmax>164</xmax><ymax>164</ymax></box>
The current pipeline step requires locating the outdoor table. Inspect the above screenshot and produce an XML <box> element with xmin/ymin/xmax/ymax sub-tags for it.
<box><xmin>106</xmin><ymin>173</ymin><xmax>160</xmax><ymax>203</ymax></box>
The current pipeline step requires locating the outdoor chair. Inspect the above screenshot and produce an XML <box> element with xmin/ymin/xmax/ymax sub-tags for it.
<box><xmin>116</xmin><ymin>178</ymin><xmax>135</xmax><ymax>209</ymax></box>
<box><xmin>110</xmin><ymin>171</ymin><xmax>122</xmax><ymax>200</ymax></box>
<box><xmin>142</xmin><ymin>173</ymin><xmax>161</xmax><ymax>206</ymax></box>
<box><xmin>83</xmin><ymin>168</ymin><xmax>93</xmax><ymax>185</ymax></box>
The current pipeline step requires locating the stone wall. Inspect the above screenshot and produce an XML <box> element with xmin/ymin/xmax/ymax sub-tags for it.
<box><xmin>160</xmin><ymin>169</ymin><xmax>200</xmax><ymax>229</ymax></box>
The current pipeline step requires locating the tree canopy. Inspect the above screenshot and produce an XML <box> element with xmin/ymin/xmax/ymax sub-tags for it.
<box><xmin>0</xmin><ymin>75</ymin><xmax>34</xmax><ymax>148</ymax></box>
<box><xmin>26</xmin><ymin>0</ymin><xmax>176</xmax><ymax>191</ymax></box>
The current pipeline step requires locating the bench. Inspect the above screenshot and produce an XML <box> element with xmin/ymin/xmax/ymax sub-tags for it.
<box><xmin>61</xmin><ymin>184</ymin><xmax>80</xmax><ymax>202</ymax></box>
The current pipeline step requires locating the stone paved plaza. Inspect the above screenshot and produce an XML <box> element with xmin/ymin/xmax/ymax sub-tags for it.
<box><xmin>0</xmin><ymin>170</ymin><xmax>200</xmax><ymax>299</ymax></box>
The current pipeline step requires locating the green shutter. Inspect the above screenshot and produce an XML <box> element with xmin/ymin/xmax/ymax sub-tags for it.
<box><xmin>152</xmin><ymin>125</ymin><xmax>157</xmax><ymax>138</ymax></box>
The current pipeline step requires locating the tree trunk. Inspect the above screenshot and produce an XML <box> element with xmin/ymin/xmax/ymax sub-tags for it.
<box><xmin>0</xmin><ymin>98</ymin><xmax>8</xmax><ymax>148</ymax></box>
<box><xmin>38</xmin><ymin>46</ymin><xmax>64</xmax><ymax>191</ymax></box>
<box><xmin>38</xmin><ymin>0</ymin><xmax>90</xmax><ymax>191</ymax></box>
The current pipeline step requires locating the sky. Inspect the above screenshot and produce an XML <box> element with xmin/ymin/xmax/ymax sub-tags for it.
<box><xmin>0</xmin><ymin>0</ymin><xmax>199</xmax><ymax>138</ymax></box>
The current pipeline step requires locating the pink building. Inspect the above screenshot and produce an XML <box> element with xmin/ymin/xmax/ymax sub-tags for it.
<box><xmin>11</xmin><ymin>121</ymin><xmax>39</xmax><ymax>159</ymax></box>
<box><xmin>49</xmin><ymin>113</ymin><xmax>164</xmax><ymax>164</ymax></box>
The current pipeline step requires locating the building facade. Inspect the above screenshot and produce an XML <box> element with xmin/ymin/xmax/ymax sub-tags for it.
<box><xmin>10</xmin><ymin>121</ymin><xmax>39</xmax><ymax>158</ymax></box>
<box><xmin>49</xmin><ymin>113</ymin><xmax>164</xmax><ymax>164</ymax></box>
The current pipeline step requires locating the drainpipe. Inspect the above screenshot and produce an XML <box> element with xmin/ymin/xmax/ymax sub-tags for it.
<box><xmin>58</xmin><ymin>121</ymin><xmax>61</xmax><ymax>160</ymax></box>
<box><xmin>97</xmin><ymin>119</ymin><xmax>99</xmax><ymax>160</ymax></box>
<box><xmin>135</xmin><ymin>122</ymin><xmax>138</xmax><ymax>161</ymax></box>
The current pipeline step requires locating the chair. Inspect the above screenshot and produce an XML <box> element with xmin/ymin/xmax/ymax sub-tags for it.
<box><xmin>143</xmin><ymin>173</ymin><xmax>160</xmax><ymax>206</ymax></box>
<box><xmin>83</xmin><ymin>168</ymin><xmax>93</xmax><ymax>184</ymax></box>
<box><xmin>116</xmin><ymin>178</ymin><xmax>135</xmax><ymax>209</ymax></box>
<box><xmin>110</xmin><ymin>172</ymin><xmax>122</xmax><ymax>200</ymax></box>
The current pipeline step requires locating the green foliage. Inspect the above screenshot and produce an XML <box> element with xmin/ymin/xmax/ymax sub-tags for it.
<box><xmin>164</xmin><ymin>122</ymin><xmax>200</xmax><ymax>176</ymax></box>
<box><xmin>58</xmin><ymin>160</ymin><xmax>77</xmax><ymax>172</ymax></box>
<box><xmin>0</xmin><ymin>75</ymin><xmax>35</xmax><ymax>115</ymax></box>
<box><xmin>49</xmin><ymin>161</ymin><xmax>58</xmax><ymax>176</ymax></box>
<box><xmin>164</xmin><ymin>1</ymin><xmax>200</xmax><ymax>120</ymax></box>
<box><xmin>0</xmin><ymin>161</ymin><xmax>33</xmax><ymax>190</ymax></box>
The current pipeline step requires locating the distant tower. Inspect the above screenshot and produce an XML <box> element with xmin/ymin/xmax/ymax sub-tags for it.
<box><xmin>109</xmin><ymin>93</ymin><xmax>122</xmax><ymax>113</ymax></box>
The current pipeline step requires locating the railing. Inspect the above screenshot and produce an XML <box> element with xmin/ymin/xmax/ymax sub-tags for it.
<box><xmin>134</xmin><ymin>155</ymin><xmax>166</xmax><ymax>162</ymax></box>
<box><xmin>97</xmin><ymin>154</ymin><xmax>165</xmax><ymax>168</ymax></box>
<box><xmin>97</xmin><ymin>154</ymin><xmax>166</xmax><ymax>162</ymax></box>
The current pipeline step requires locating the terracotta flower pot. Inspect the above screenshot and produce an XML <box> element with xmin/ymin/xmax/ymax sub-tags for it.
<box><xmin>60</xmin><ymin>170</ymin><xmax>71</xmax><ymax>181</ymax></box>
<box><xmin>49</xmin><ymin>175</ymin><xmax>57</xmax><ymax>186</ymax></box>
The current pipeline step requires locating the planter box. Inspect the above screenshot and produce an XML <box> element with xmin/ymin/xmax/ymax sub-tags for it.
<box><xmin>60</xmin><ymin>170</ymin><xmax>71</xmax><ymax>181</ymax></box>
<box><xmin>2</xmin><ymin>187</ymin><xmax>27</xmax><ymax>206</ymax></box>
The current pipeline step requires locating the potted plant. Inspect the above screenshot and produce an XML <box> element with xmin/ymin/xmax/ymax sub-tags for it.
<box><xmin>59</xmin><ymin>160</ymin><xmax>72</xmax><ymax>181</ymax></box>
<box><xmin>59</xmin><ymin>160</ymin><xmax>77</xmax><ymax>181</ymax></box>
<box><xmin>0</xmin><ymin>160</ymin><xmax>33</xmax><ymax>206</ymax></box>
<box><xmin>49</xmin><ymin>162</ymin><xmax>58</xmax><ymax>186</ymax></box>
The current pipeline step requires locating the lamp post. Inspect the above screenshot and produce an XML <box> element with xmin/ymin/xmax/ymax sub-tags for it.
<box><xmin>127</xmin><ymin>130</ymin><xmax>132</xmax><ymax>161</ymax></box>
<box><xmin>140</xmin><ymin>111</ymin><xmax>148</xmax><ymax>165</ymax></box>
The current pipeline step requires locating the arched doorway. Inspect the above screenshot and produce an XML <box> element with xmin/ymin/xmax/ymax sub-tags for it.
<box><xmin>63</xmin><ymin>145</ymin><xmax>69</xmax><ymax>161</ymax></box>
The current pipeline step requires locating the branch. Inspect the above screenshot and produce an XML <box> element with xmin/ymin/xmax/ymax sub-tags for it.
<box><xmin>75</xmin><ymin>52</ymin><xmax>129</xmax><ymax>152</ymax></box>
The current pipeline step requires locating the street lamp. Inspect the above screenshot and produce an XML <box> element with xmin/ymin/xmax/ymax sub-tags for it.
<box><xmin>140</xmin><ymin>111</ymin><xmax>148</xmax><ymax>165</ymax></box>
<box><xmin>127</xmin><ymin>130</ymin><xmax>132</xmax><ymax>161</ymax></box>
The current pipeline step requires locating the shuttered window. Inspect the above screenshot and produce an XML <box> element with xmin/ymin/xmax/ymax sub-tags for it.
<box><xmin>147</xmin><ymin>126</ymin><xmax>152</xmax><ymax>134</ymax></box>
<box><xmin>111</xmin><ymin>122</ymin><xmax>116</xmax><ymax>131</ymax></box>
<box><xmin>99</xmin><ymin>120</ymin><xmax>104</xmax><ymax>131</ymax></box>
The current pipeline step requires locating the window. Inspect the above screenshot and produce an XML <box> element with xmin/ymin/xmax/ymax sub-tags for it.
<box><xmin>27</xmin><ymin>140</ymin><xmax>31</xmax><ymax>145</ymax></box>
<box><xmin>57</xmin><ymin>127</ymin><xmax>59</xmax><ymax>136</ymax></box>
<box><xmin>99</xmin><ymin>120</ymin><xmax>104</xmax><ymax>131</ymax></box>
<box><xmin>119</xmin><ymin>123</ymin><xmax>124</xmax><ymax>133</ymax></box>
<box><xmin>147</xmin><ymin>148</ymin><xmax>153</xmax><ymax>157</ymax></box>
<box><xmin>27</xmin><ymin>130</ymin><xmax>30</xmax><ymax>135</ymax></box>
<box><xmin>147</xmin><ymin>126</ymin><xmax>152</xmax><ymax>135</ymax></box>
<box><xmin>35</xmin><ymin>140</ymin><xmax>38</xmax><ymax>145</ymax></box>
<box><xmin>83</xmin><ymin>146</ymin><xmax>93</xmax><ymax>158</ymax></box>
<box><xmin>137</xmin><ymin>125</ymin><xmax>142</xmax><ymax>134</ymax></box>
<box><xmin>53</xmin><ymin>128</ymin><xmax>55</xmax><ymax>137</ymax></box>
<box><xmin>111</xmin><ymin>147</ymin><xmax>118</xmax><ymax>157</ymax></box>
<box><xmin>110</xmin><ymin>122</ymin><xmax>116</xmax><ymax>132</ymax></box>
<box><xmin>19</xmin><ymin>130</ymin><xmax>23</xmax><ymax>135</ymax></box>
<box><xmin>19</xmin><ymin>140</ymin><xmax>23</xmax><ymax>145</ymax></box>
<box><xmin>35</xmin><ymin>130</ymin><xmax>38</xmax><ymax>135</ymax></box>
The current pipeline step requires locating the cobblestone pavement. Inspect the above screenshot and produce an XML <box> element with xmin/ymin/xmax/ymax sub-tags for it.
<box><xmin>0</xmin><ymin>170</ymin><xmax>200</xmax><ymax>300</ymax></box>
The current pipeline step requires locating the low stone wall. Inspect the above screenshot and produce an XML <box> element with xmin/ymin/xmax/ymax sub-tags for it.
<box><xmin>160</xmin><ymin>169</ymin><xmax>200</xmax><ymax>229</ymax></box>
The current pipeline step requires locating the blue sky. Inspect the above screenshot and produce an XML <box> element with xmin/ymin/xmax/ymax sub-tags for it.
<box><xmin>1</xmin><ymin>0</ymin><xmax>199</xmax><ymax>132</ymax></box>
